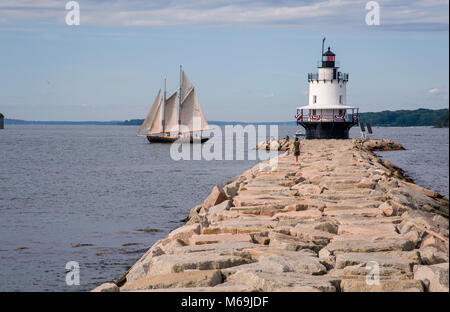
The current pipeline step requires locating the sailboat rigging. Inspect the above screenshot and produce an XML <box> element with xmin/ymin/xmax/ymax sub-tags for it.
<box><xmin>137</xmin><ymin>66</ymin><xmax>211</xmax><ymax>144</ymax></box>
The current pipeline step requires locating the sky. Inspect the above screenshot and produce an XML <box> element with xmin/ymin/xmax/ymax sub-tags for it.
<box><xmin>0</xmin><ymin>0</ymin><xmax>448</xmax><ymax>122</ymax></box>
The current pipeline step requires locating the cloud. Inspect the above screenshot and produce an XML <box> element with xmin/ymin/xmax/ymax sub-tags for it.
<box><xmin>263</xmin><ymin>92</ymin><xmax>275</xmax><ymax>98</ymax></box>
<box><xmin>428</xmin><ymin>88</ymin><xmax>440</xmax><ymax>94</ymax></box>
<box><xmin>0</xmin><ymin>0</ymin><xmax>447</xmax><ymax>31</ymax></box>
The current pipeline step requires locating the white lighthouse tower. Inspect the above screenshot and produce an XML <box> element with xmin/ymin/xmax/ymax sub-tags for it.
<box><xmin>296</xmin><ymin>38</ymin><xmax>359</xmax><ymax>139</ymax></box>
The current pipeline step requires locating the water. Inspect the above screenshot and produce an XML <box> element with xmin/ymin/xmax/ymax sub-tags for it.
<box><xmin>0</xmin><ymin>125</ymin><xmax>448</xmax><ymax>291</ymax></box>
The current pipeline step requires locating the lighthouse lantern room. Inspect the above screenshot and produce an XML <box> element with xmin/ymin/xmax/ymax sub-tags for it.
<box><xmin>296</xmin><ymin>38</ymin><xmax>359</xmax><ymax>139</ymax></box>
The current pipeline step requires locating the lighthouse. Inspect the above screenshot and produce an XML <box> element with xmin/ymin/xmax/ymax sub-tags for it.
<box><xmin>296</xmin><ymin>38</ymin><xmax>359</xmax><ymax>139</ymax></box>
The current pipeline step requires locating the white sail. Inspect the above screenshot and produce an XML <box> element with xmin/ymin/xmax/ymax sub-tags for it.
<box><xmin>138</xmin><ymin>89</ymin><xmax>161</xmax><ymax>134</ymax></box>
<box><xmin>163</xmin><ymin>91</ymin><xmax>179</xmax><ymax>132</ymax></box>
<box><xmin>181</xmin><ymin>71</ymin><xmax>194</xmax><ymax>100</ymax></box>
<box><xmin>180</xmin><ymin>88</ymin><xmax>209</xmax><ymax>132</ymax></box>
<box><xmin>149</xmin><ymin>97</ymin><xmax>163</xmax><ymax>134</ymax></box>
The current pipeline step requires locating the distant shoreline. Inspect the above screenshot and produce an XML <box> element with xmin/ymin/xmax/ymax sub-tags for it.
<box><xmin>3</xmin><ymin>108</ymin><xmax>449</xmax><ymax>128</ymax></box>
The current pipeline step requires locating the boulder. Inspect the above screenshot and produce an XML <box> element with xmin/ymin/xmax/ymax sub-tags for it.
<box><xmin>337</xmin><ymin>223</ymin><xmax>397</xmax><ymax>236</ymax></box>
<box><xmin>208</xmin><ymin>200</ymin><xmax>232</xmax><ymax>215</ymax></box>
<box><xmin>340</xmin><ymin>279</ymin><xmax>423</xmax><ymax>292</ymax></box>
<box><xmin>203</xmin><ymin>185</ymin><xmax>227</xmax><ymax>209</ymax></box>
<box><xmin>167</xmin><ymin>224</ymin><xmax>201</xmax><ymax>245</ymax></box>
<box><xmin>268</xmin><ymin>231</ymin><xmax>317</xmax><ymax>252</ymax></box>
<box><xmin>121</xmin><ymin>270</ymin><xmax>222</xmax><ymax>291</ymax></box>
<box><xmin>145</xmin><ymin>250</ymin><xmax>253</xmax><ymax>277</ymax></box>
<box><xmin>379</xmin><ymin>202</ymin><xmax>396</xmax><ymax>217</ymax></box>
<box><xmin>356</xmin><ymin>178</ymin><xmax>376</xmax><ymax>189</ymax></box>
<box><xmin>314</xmin><ymin>222</ymin><xmax>338</xmax><ymax>234</ymax></box>
<box><xmin>91</xmin><ymin>282</ymin><xmax>119</xmax><ymax>292</ymax></box>
<box><xmin>190</xmin><ymin>233</ymin><xmax>253</xmax><ymax>245</ymax></box>
<box><xmin>224</xmin><ymin>182</ymin><xmax>240</xmax><ymax>198</ymax></box>
<box><xmin>414</xmin><ymin>263</ymin><xmax>449</xmax><ymax>292</ymax></box>
<box><xmin>419</xmin><ymin>246</ymin><xmax>449</xmax><ymax>265</ymax></box>
<box><xmin>227</xmin><ymin>270</ymin><xmax>340</xmax><ymax>292</ymax></box>
<box><xmin>324</xmin><ymin>236</ymin><xmax>416</xmax><ymax>255</ymax></box>
<box><xmin>222</xmin><ymin>254</ymin><xmax>326</xmax><ymax>276</ymax></box>
<box><xmin>273</xmin><ymin>210</ymin><xmax>322</xmax><ymax>220</ymax></box>
<box><xmin>292</xmin><ymin>184</ymin><xmax>324</xmax><ymax>195</ymax></box>
<box><xmin>172</xmin><ymin>241</ymin><xmax>256</xmax><ymax>254</ymax></box>
<box><xmin>187</xmin><ymin>205</ymin><xmax>202</xmax><ymax>220</ymax></box>
<box><xmin>335</xmin><ymin>252</ymin><xmax>415</xmax><ymax>272</ymax></box>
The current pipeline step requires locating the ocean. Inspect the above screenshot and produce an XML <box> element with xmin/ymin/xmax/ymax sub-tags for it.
<box><xmin>0</xmin><ymin>125</ymin><xmax>448</xmax><ymax>291</ymax></box>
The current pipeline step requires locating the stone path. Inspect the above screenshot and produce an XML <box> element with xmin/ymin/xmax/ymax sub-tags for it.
<box><xmin>93</xmin><ymin>139</ymin><xmax>449</xmax><ymax>292</ymax></box>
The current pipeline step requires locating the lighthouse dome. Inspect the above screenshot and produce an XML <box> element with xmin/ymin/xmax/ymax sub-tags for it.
<box><xmin>323</xmin><ymin>47</ymin><xmax>335</xmax><ymax>56</ymax></box>
<box><xmin>321</xmin><ymin>46</ymin><xmax>336</xmax><ymax>68</ymax></box>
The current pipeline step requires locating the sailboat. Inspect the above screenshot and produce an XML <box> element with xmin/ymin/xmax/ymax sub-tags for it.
<box><xmin>137</xmin><ymin>66</ymin><xmax>210</xmax><ymax>144</ymax></box>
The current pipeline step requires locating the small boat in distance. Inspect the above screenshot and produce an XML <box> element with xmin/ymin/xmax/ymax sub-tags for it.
<box><xmin>137</xmin><ymin>66</ymin><xmax>210</xmax><ymax>144</ymax></box>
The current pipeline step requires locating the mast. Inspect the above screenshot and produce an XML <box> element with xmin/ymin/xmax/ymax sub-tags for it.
<box><xmin>322</xmin><ymin>37</ymin><xmax>326</xmax><ymax>66</ymax></box>
<box><xmin>178</xmin><ymin>65</ymin><xmax>182</xmax><ymax>135</ymax></box>
<box><xmin>163</xmin><ymin>77</ymin><xmax>167</xmax><ymax>133</ymax></box>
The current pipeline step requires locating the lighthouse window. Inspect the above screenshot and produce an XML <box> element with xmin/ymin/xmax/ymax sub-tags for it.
<box><xmin>339</xmin><ymin>95</ymin><xmax>342</xmax><ymax>104</ymax></box>
<box><xmin>313</xmin><ymin>95</ymin><xmax>317</xmax><ymax>104</ymax></box>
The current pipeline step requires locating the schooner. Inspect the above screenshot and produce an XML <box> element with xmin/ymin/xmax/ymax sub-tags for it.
<box><xmin>137</xmin><ymin>66</ymin><xmax>210</xmax><ymax>143</ymax></box>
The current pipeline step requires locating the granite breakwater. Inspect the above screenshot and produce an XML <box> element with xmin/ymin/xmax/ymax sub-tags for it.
<box><xmin>93</xmin><ymin>139</ymin><xmax>449</xmax><ymax>292</ymax></box>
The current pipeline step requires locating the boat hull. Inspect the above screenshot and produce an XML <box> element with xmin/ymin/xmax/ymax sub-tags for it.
<box><xmin>298</xmin><ymin>121</ymin><xmax>357</xmax><ymax>139</ymax></box>
<box><xmin>147</xmin><ymin>135</ymin><xmax>209</xmax><ymax>144</ymax></box>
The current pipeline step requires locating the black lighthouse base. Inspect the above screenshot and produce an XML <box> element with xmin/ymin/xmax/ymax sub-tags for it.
<box><xmin>298</xmin><ymin>121</ymin><xmax>357</xmax><ymax>139</ymax></box>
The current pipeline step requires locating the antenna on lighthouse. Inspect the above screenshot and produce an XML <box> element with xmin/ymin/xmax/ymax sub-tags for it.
<box><xmin>322</xmin><ymin>36</ymin><xmax>326</xmax><ymax>65</ymax></box>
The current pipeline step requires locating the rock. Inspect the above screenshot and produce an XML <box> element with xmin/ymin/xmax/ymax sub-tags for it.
<box><xmin>268</xmin><ymin>231</ymin><xmax>316</xmax><ymax>252</ymax></box>
<box><xmin>227</xmin><ymin>270</ymin><xmax>340</xmax><ymax>292</ymax></box>
<box><xmin>335</xmin><ymin>252</ymin><xmax>416</xmax><ymax>272</ymax></box>
<box><xmin>379</xmin><ymin>202</ymin><xmax>395</xmax><ymax>217</ymax></box>
<box><xmin>188</xmin><ymin>205</ymin><xmax>202</xmax><ymax>220</ymax></box>
<box><xmin>91</xmin><ymin>282</ymin><xmax>119</xmax><ymax>292</ymax></box>
<box><xmin>314</xmin><ymin>222</ymin><xmax>338</xmax><ymax>234</ymax></box>
<box><xmin>420</xmin><ymin>235</ymin><xmax>449</xmax><ymax>254</ymax></box>
<box><xmin>291</xmin><ymin>224</ymin><xmax>335</xmax><ymax>245</ymax></box>
<box><xmin>402</xmin><ymin>230</ymin><xmax>421</xmax><ymax>247</ymax></box>
<box><xmin>419</xmin><ymin>246</ymin><xmax>449</xmax><ymax>265</ymax></box>
<box><xmin>269</xmin><ymin>140</ymin><xmax>280</xmax><ymax>150</ymax></box>
<box><xmin>340</xmin><ymin>279</ymin><xmax>423</xmax><ymax>292</ymax></box>
<box><xmin>401</xmin><ymin>181</ymin><xmax>441</xmax><ymax>199</ymax></box>
<box><xmin>172</xmin><ymin>241</ymin><xmax>256</xmax><ymax>254</ymax></box>
<box><xmin>145</xmin><ymin>251</ymin><xmax>253</xmax><ymax>277</ymax></box>
<box><xmin>273</xmin><ymin>210</ymin><xmax>322</xmax><ymax>220</ymax></box>
<box><xmin>208</xmin><ymin>200</ymin><xmax>232</xmax><ymax>215</ymax></box>
<box><xmin>203</xmin><ymin>185</ymin><xmax>227</xmax><ymax>210</ymax></box>
<box><xmin>356</xmin><ymin>178</ymin><xmax>376</xmax><ymax>189</ymax></box>
<box><xmin>324</xmin><ymin>236</ymin><xmax>416</xmax><ymax>255</ymax></box>
<box><xmin>222</xmin><ymin>254</ymin><xmax>326</xmax><ymax>276</ymax></box>
<box><xmin>160</xmin><ymin>239</ymin><xmax>186</xmax><ymax>254</ymax></box>
<box><xmin>337</xmin><ymin>223</ymin><xmax>397</xmax><ymax>235</ymax></box>
<box><xmin>292</xmin><ymin>184</ymin><xmax>324</xmax><ymax>195</ymax></box>
<box><xmin>186</xmin><ymin>214</ymin><xmax>209</xmax><ymax>227</ymax></box>
<box><xmin>318</xmin><ymin>248</ymin><xmax>336</xmax><ymax>269</ymax></box>
<box><xmin>283</xmin><ymin>203</ymin><xmax>308</xmax><ymax>212</ymax></box>
<box><xmin>414</xmin><ymin>263</ymin><xmax>449</xmax><ymax>292</ymax></box>
<box><xmin>190</xmin><ymin>233</ymin><xmax>253</xmax><ymax>245</ymax></box>
<box><xmin>223</xmin><ymin>181</ymin><xmax>240</xmax><ymax>198</ymax></box>
<box><xmin>121</xmin><ymin>270</ymin><xmax>222</xmax><ymax>291</ymax></box>
<box><xmin>167</xmin><ymin>224</ymin><xmax>201</xmax><ymax>245</ymax></box>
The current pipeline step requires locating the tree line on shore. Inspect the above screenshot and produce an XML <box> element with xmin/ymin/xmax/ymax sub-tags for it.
<box><xmin>2</xmin><ymin>108</ymin><xmax>448</xmax><ymax>127</ymax></box>
<box><xmin>123</xmin><ymin>108</ymin><xmax>449</xmax><ymax>128</ymax></box>
<box><xmin>359</xmin><ymin>108</ymin><xmax>448</xmax><ymax>128</ymax></box>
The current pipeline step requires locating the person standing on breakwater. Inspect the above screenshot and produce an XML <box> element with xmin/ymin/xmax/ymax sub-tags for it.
<box><xmin>291</xmin><ymin>137</ymin><xmax>301</xmax><ymax>164</ymax></box>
